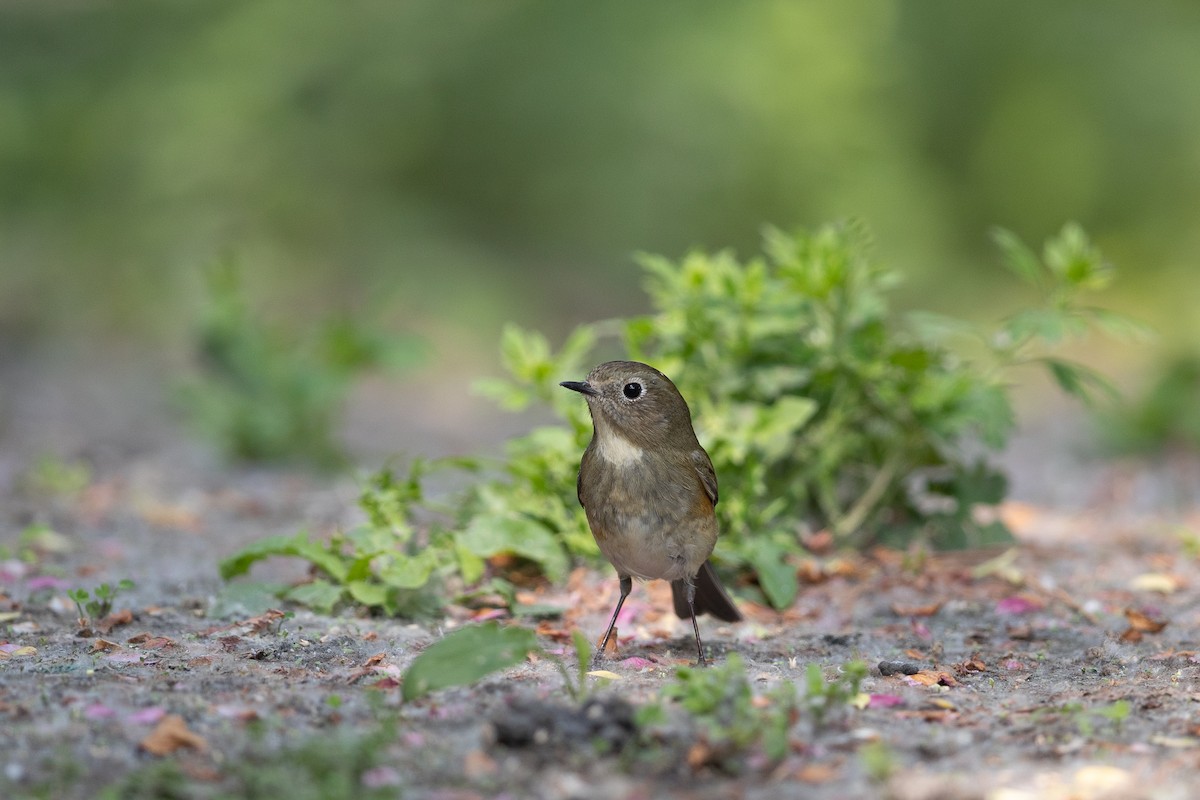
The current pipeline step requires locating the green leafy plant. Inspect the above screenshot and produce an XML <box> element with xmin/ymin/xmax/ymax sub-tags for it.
<box><xmin>68</xmin><ymin>579</ymin><xmax>135</xmax><ymax>623</ymax></box>
<box><xmin>177</xmin><ymin>259</ymin><xmax>426</xmax><ymax>465</ymax></box>
<box><xmin>636</xmin><ymin>653</ymin><xmax>798</xmax><ymax>764</ymax></box>
<box><xmin>475</xmin><ymin>221</ymin><xmax>1138</xmax><ymax>607</ymax></box>
<box><xmin>803</xmin><ymin>660</ymin><xmax>868</xmax><ymax>731</ymax></box>
<box><xmin>221</xmin><ymin>460</ymin><xmax>573</xmax><ymax>616</ymax></box>
<box><xmin>221</xmin><ymin>222</ymin><xmax>1137</xmax><ymax>614</ymax></box>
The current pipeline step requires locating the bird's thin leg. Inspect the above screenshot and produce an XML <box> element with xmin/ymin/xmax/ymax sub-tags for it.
<box><xmin>593</xmin><ymin>575</ymin><xmax>632</xmax><ymax>666</ymax></box>
<box><xmin>687</xmin><ymin>580</ymin><xmax>707</xmax><ymax>667</ymax></box>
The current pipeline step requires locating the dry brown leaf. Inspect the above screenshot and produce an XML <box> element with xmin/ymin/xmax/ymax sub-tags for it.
<box><xmin>601</xmin><ymin>628</ymin><xmax>619</xmax><ymax>658</ymax></box>
<box><xmin>95</xmin><ymin>609</ymin><xmax>133</xmax><ymax>634</ymax></box>
<box><xmin>795</xmin><ymin>762</ymin><xmax>838</xmax><ymax>783</ymax></box>
<box><xmin>241</xmin><ymin>609</ymin><xmax>286</xmax><ymax>634</ymax></box>
<box><xmin>90</xmin><ymin>639</ymin><xmax>120</xmax><ymax>653</ymax></box>
<box><xmin>140</xmin><ymin>714</ymin><xmax>207</xmax><ymax>755</ymax></box>
<box><xmin>908</xmin><ymin>670</ymin><xmax>959</xmax><ymax>687</ymax></box>
<box><xmin>534</xmin><ymin>621</ymin><xmax>572</xmax><ymax>641</ymax></box>
<box><xmin>957</xmin><ymin>656</ymin><xmax>987</xmax><ymax>673</ymax></box>
<box><xmin>891</xmin><ymin>601</ymin><xmax>943</xmax><ymax>617</ymax></box>
<box><xmin>1124</xmin><ymin>607</ymin><xmax>1168</xmax><ymax>633</ymax></box>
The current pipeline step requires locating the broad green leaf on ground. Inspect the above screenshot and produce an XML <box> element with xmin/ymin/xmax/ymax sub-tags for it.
<box><xmin>402</xmin><ymin>622</ymin><xmax>540</xmax><ymax>701</ymax></box>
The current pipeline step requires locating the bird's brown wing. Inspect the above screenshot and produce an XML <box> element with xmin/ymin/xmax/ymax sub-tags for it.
<box><xmin>577</xmin><ymin>444</ymin><xmax>595</xmax><ymax>508</ymax></box>
<box><xmin>690</xmin><ymin>448</ymin><xmax>718</xmax><ymax>507</ymax></box>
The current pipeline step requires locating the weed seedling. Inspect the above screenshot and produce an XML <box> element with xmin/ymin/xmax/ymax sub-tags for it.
<box><xmin>68</xmin><ymin>579</ymin><xmax>135</xmax><ymax>625</ymax></box>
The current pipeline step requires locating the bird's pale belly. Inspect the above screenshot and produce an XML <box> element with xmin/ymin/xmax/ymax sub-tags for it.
<box><xmin>586</xmin><ymin>502</ymin><xmax>714</xmax><ymax>583</ymax></box>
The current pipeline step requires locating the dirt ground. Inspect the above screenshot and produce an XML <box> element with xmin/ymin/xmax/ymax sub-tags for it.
<box><xmin>2</xmin><ymin>350</ymin><xmax>1199</xmax><ymax>799</ymax></box>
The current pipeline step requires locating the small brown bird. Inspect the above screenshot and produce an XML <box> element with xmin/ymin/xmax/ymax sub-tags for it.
<box><xmin>561</xmin><ymin>360</ymin><xmax>741</xmax><ymax>666</ymax></box>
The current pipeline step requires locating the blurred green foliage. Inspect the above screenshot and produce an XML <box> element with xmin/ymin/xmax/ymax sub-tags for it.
<box><xmin>1</xmin><ymin>2</ymin><xmax>1197</xmax><ymax>347</ymax></box>
<box><xmin>1102</xmin><ymin>354</ymin><xmax>1200</xmax><ymax>455</ymax></box>
<box><xmin>177</xmin><ymin>260</ymin><xmax>425</xmax><ymax>465</ymax></box>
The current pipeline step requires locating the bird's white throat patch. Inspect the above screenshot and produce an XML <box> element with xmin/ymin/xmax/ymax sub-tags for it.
<box><xmin>597</xmin><ymin>433</ymin><xmax>644</xmax><ymax>466</ymax></box>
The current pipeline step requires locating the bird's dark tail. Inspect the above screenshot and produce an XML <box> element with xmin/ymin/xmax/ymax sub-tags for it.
<box><xmin>672</xmin><ymin>560</ymin><xmax>742</xmax><ymax>622</ymax></box>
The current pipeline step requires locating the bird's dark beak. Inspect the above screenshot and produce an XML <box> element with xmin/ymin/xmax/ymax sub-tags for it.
<box><xmin>559</xmin><ymin>380</ymin><xmax>599</xmax><ymax>397</ymax></box>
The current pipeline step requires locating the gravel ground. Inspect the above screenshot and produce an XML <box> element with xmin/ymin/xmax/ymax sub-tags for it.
<box><xmin>2</xmin><ymin>348</ymin><xmax>1198</xmax><ymax>799</ymax></box>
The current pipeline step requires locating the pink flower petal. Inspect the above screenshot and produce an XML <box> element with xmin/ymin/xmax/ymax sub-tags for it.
<box><xmin>996</xmin><ymin>596</ymin><xmax>1042</xmax><ymax>615</ymax></box>
<box><xmin>619</xmin><ymin>657</ymin><xmax>655</xmax><ymax>669</ymax></box>
<box><xmin>84</xmin><ymin>703</ymin><xmax>116</xmax><ymax>719</ymax></box>
<box><xmin>27</xmin><ymin>575</ymin><xmax>70</xmax><ymax>591</ymax></box>
<box><xmin>615</xmin><ymin>602</ymin><xmax>645</xmax><ymax>626</ymax></box>
<box><xmin>128</xmin><ymin>706</ymin><xmax>167</xmax><ymax>724</ymax></box>
<box><xmin>868</xmin><ymin>694</ymin><xmax>905</xmax><ymax>708</ymax></box>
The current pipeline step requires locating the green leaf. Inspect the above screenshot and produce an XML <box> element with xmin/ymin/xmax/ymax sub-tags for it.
<box><xmin>346</xmin><ymin>580</ymin><xmax>390</xmax><ymax>609</ymax></box>
<box><xmin>378</xmin><ymin>549</ymin><xmax>440</xmax><ymax>589</ymax></box>
<box><xmin>1041</xmin><ymin>357</ymin><xmax>1120</xmax><ymax>406</ymax></box>
<box><xmin>1081</xmin><ymin>307</ymin><xmax>1155</xmax><ymax>342</ymax></box>
<box><xmin>990</xmin><ymin>227</ymin><xmax>1044</xmax><ymax>286</ymax></box>
<box><xmin>285</xmin><ymin>580</ymin><xmax>344</xmax><ymax>614</ymax></box>
<box><xmin>457</xmin><ymin>513</ymin><xmax>569</xmax><ymax>582</ymax></box>
<box><xmin>402</xmin><ymin>622</ymin><xmax>540</xmax><ymax>701</ymax></box>
<box><xmin>1001</xmin><ymin>308</ymin><xmax>1084</xmax><ymax>345</ymax></box>
<box><xmin>219</xmin><ymin>532</ymin><xmax>349</xmax><ymax>582</ymax></box>
<box><xmin>744</xmin><ymin>539</ymin><xmax>798</xmax><ymax>610</ymax></box>
<box><xmin>455</xmin><ymin>543</ymin><xmax>487</xmax><ymax>585</ymax></box>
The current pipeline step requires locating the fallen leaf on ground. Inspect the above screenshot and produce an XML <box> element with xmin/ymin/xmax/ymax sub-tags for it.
<box><xmin>90</xmin><ymin>639</ymin><xmax>120</xmax><ymax>653</ymax></box>
<box><xmin>795</xmin><ymin>762</ymin><xmax>839</xmax><ymax>783</ymax></box>
<box><xmin>891</xmin><ymin>601</ymin><xmax>943</xmax><ymax>617</ymax></box>
<box><xmin>1129</xmin><ymin>573</ymin><xmax>1181</xmax><ymax>594</ymax></box>
<box><xmin>956</xmin><ymin>656</ymin><xmax>987</xmax><ymax>673</ymax></box>
<box><xmin>127</xmin><ymin>634</ymin><xmax>177</xmax><ymax>649</ymax></box>
<box><xmin>96</xmin><ymin>609</ymin><xmax>133</xmax><ymax>634</ymax></box>
<box><xmin>905</xmin><ymin>670</ymin><xmax>959</xmax><ymax>687</ymax></box>
<box><xmin>0</xmin><ymin>643</ymin><xmax>36</xmax><ymax>658</ymax></box>
<box><xmin>1121</xmin><ymin>608</ymin><xmax>1168</xmax><ymax>641</ymax></box>
<box><xmin>140</xmin><ymin>714</ymin><xmax>207</xmax><ymax>755</ymax></box>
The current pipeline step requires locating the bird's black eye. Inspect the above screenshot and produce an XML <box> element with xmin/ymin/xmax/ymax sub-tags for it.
<box><xmin>623</xmin><ymin>382</ymin><xmax>642</xmax><ymax>400</ymax></box>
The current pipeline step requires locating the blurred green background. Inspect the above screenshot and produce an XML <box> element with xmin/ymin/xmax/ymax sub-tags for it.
<box><xmin>2</xmin><ymin>0</ymin><xmax>1197</xmax><ymax>367</ymax></box>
